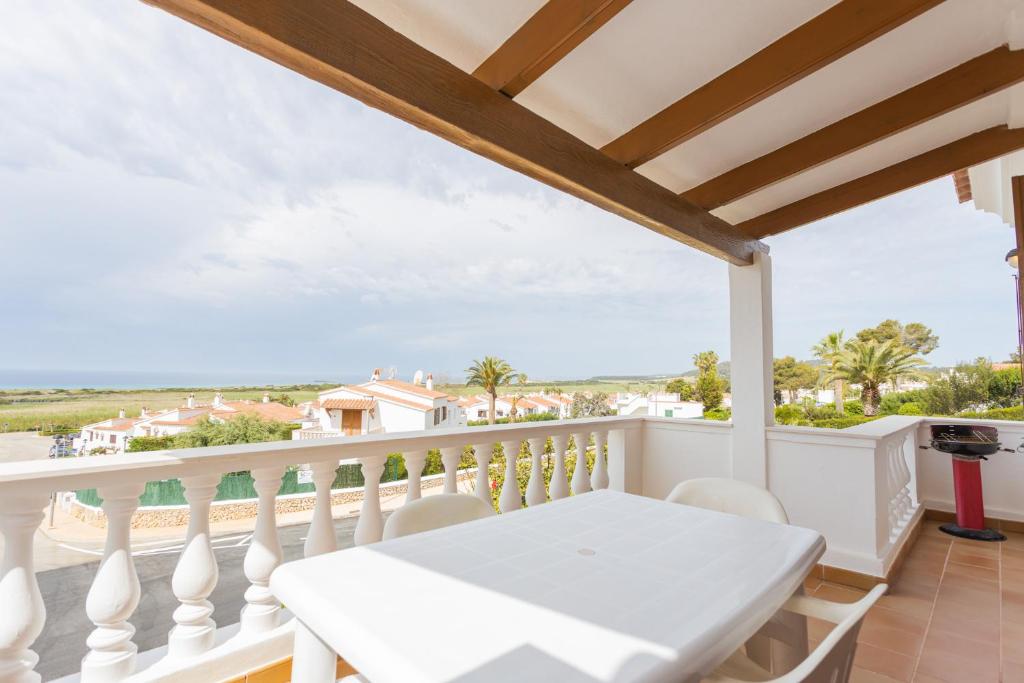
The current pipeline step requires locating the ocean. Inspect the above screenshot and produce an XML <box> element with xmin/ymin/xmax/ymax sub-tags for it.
<box><xmin>0</xmin><ymin>369</ymin><xmax>365</xmax><ymax>390</ymax></box>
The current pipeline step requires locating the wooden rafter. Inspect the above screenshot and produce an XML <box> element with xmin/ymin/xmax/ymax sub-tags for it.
<box><xmin>143</xmin><ymin>0</ymin><xmax>760</xmax><ymax>264</ymax></box>
<box><xmin>685</xmin><ymin>47</ymin><xmax>1024</xmax><ymax>210</ymax></box>
<box><xmin>737</xmin><ymin>126</ymin><xmax>1024</xmax><ymax>238</ymax></box>
<box><xmin>600</xmin><ymin>0</ymin><xmax>942</xmax><ymax>168</ymax></box>
<box><xmin>472</xmin><ymin>0</ymin><xmax>633</xmax><ymax>98</ymax></box>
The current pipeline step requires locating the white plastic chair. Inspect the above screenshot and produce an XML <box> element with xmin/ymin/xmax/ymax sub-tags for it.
<box><xmin>382</xmin><ymin>493</ymin><xmax>495</xmax><ymax>540</ymax></box>
<box><xmin>664</xmin><ymin>477</ymin><xmax>789</xmax><ymax>524</ymax></box>
<box><xmin>703</xmin><ymin>584</ymin><xmax>886</xmax><ymax>683</ymax></box>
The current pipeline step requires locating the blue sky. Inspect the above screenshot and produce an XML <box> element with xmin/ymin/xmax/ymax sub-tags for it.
<box><xmin>0</xmin><ymin>1</ymin><xmax>1018</xmax><ymax>383</ymax></box>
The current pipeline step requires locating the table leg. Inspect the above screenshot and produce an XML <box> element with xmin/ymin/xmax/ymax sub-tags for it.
<box><xmin>746</xmin><ymin>584</ymin><xmax>809</xmax><ymax>675</ymax></box>
<box><xmin>293</xmin><ymin>621</ymin><xmax>338</xmax><ymax>683</ymax></box>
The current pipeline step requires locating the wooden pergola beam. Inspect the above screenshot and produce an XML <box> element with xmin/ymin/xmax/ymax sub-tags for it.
<box><xmin>738</xmin><ymin>125</ymin><xmax>1024</xmax><ymax>238</ymax></box>
<box><xmin>472</xmin><ymin>0</ymin><xmax>633</xmax><ymax>98</ymax></box>
<box><xmin>143</xmin><ymin>0</ymin><xmax>760</xmax><ymax>265</ymax></box>
<box><xmin>685</xmin><ymin>46</ymin><xmax>1024</xmax><ymax>210</ymax></box>
<box><xmin>600</xmin><ymin>0</ymin><xmax>942</xmax><ymax>168</ymax></box>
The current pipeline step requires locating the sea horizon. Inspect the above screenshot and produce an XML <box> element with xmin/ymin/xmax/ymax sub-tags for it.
<box><xmin>0</xmin><ymin>369</ymin><xmax>366</xmax><ymax>391</ymax></box>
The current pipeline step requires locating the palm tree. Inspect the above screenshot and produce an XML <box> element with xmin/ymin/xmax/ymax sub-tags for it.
<box><xmin>465</xmin><ymin>357</ymin><xmax>518</xmax><ymax>425</ymax></box>
<box><xmin>812</xmin><ymin>330</ymin><xmax>846</xmax><ymax>415</ymax></box>
<box><xmin>826</xmin><ymin>340</ymin><xmax>925</xmax><ymax>416</ymax></box>
<box><xmin>693</xmin><ymin>350</ymin><xmax>719</xmax><ymax>374</ymax></box>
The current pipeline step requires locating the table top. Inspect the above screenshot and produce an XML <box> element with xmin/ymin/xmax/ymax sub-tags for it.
<box><xmin>271</xmin><ymin>489</ymin><xmax>825</xmax><ymax>683</ymax></box>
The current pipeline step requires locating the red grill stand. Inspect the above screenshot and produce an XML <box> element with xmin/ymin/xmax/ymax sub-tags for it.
<box><xmin>940</xmin><ymin>454</ymin><xmax>1006</xmax><ymax>542</ymax></box>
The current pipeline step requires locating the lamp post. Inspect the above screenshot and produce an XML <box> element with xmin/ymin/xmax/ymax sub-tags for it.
<box><xmin>1006</xmin><ymin>248</ymin><xmax>1024</xmax><ymax>406</ymax></box>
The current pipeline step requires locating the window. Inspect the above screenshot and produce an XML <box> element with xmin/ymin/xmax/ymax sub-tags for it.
<box><xmin>477</xmin><ymin>409</ymin><xmax>485</xmax><ymax>418</ymax></box>
<box><xmin>109</xmin><ymin>434</ymin><xmax>116</xmax><ymax>444</ymax></box>
<box><xmin>434</xmin><ymin>408</ymin><xmax>441</xmax><ymax>425</ymax></box>
<box><xmin>664</xmin><ymin>410</ymin><xmax>673</xmax><ymax>417</ymax></box>
<box><xmin>442</xmin><ymin>406</ymin><xmax>447</xmax><ymax>421</ymax></box>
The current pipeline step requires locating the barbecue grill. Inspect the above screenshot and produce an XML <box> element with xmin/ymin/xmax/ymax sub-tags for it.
<box><xmin>927</xmin><ymin>424</ymin><xmax>1006</xmax><ymax>541</ymax></box>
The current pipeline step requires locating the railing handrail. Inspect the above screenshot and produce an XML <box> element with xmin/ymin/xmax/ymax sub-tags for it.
<box><xmin>0</xmin><ymin>415</ymin><xmax>651</xmax><ymax>494</ymax></box>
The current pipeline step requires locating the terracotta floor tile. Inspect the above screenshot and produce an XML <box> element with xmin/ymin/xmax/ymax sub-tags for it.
<box><xmin>909</xmin><ymin>675</ymin><xmax>946</xmax><ymax>683</ymax></box>
<box><xmin>850</xmin><ymin>667</ymin><xmax>903</xmax><ymax>683</ymax></box>
<box><xmin>1002</xmin><ymin>547</ymin><xmax>1024</xmax><ymax>569</ymax></box>
<box><xmin>947</xmin><ymin>544</ymin><xmax>999</xmax><ymax>566</ymax></box>
<box><xmin>814</xmin><ymin>582</ymin><xmax>867</xmax><ymax>604</ymax></box>
<box><xmin>943</xmin><ymin>561</ymin><xmax>998</xmax><ymax>584</ymax></box>
<box><xmin>853</xmin><ymin>641</ymin><xmax>917</xmax><ymax>682</ymax></box>
<box><xmin>928</xmin><ymin>599</ymin><xmax>999</xmax><ymax>645</ymax></box>
<box><xmin>806</xmin><ymin>615</ymin><xmax>833</xmax><ymax>642</ymax></box>
<box><xmin>950</xmin><ymin>538</ymin><xmax>1000</xmax><ymax>556</ymax></box>
<box><xmin>858</xmin><ymin>607</ymin><xmax>928</xmax><ymax>657</ymax></box>
<box><xmin>1004</xmin><ymin>659</ymin><xmax>1024</xmax><ymax>683</ymax></box>
<box><xmin>1003</xmin><ymin>564</ymin><xmax>1024</xmax><ymax>587</ymax></box>
<box><xmin>1003</xmin><ymin>620</ymin><xmax>1024</xmax><ymax>664</ymax></box>
<box><xmin>915</xmin><ymin>630</ymin><xmax>1000</xmax><ymax>683</ymax></box>
<box><xmin>876</xmin><ymin>592</ymin><xmax>935</xmax><ymax>622</ymax></box>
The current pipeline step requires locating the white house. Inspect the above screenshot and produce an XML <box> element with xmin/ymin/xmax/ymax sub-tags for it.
<box><xmin>297</xmin><ymin>369</ymin><xmax>464</xmax><ymax>439</ymax></box>
<box><xmin>77</xmin><ymin>392</ymin><xmax>305</xmax><ymax>454</ymax></box>
<box><xmin>614</xmin><ymin>392</ymin><xmax>704</xmax><ymax>419</ymax></box>
<box><xmin>461</xmin><ymin>392</ymin><xmax>568</xmax><ymax>422</ymax></box>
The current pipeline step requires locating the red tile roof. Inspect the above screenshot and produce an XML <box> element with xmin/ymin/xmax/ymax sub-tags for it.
<box><xmin>346</xmin><ymin>386</ymin><xmax>434</xmax><ymax>412</ymax></box>
<box><xmin>373</xmin><ymin>379</ymin><xmax>448</xmax><ymax>400</ymax></box>
<box><xmin>94</xmin><ymin>418</ymin><xmax>138</xmax><ymax>432</ymax></box>
<box><xmin>322</xmin><ymin>398</ymin><xmax>375</xmax><ymax>410</ymax></box>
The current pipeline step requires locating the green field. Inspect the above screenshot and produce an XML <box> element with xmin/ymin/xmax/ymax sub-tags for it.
<box><xmin>0</xmin><ymin>385</ymin><xmax>327</xmax><ymax>432</ymax></box>
<box><xmin>0</xmin><ymin>377</ymin><xmax>674</xmax><ymax>433</ymax></box>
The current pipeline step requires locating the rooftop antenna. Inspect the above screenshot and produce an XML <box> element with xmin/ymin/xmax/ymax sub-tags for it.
<box><xmin>387</xmin><ymin>366</ymin><xmax>398</xmax><ymax>380</ymax></box>
<box><xmin>412</xmin><ymin>369</ymin><xmax>424</xmax><ymax>385</ymax></box>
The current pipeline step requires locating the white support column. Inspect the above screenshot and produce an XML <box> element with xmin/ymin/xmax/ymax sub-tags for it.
<box><xmin>549</xmin><ymin>434</ymin><xmax>570</xmax><ymax>500</ymax></box>
<box><xmin>403</xmin><ymin>449</ymin><xmax>428</xmax><ymax>503</ymax></box>
<box><xmin>167</xmin><ymin>474</ymin><xmax>220</xmax><ymax>659</ymax></box>
<box><xmin>525</xmin><ymin>437</ymin><xmax>547</xmax><ymax>506</ymax></box>
<box><xmin>473</xmin><ymin>443</ymin><xmax>493</xmax><ymax>507</ymax></box>
<box><xmin>728</xmin><ymin>250</ymin><xmax>774</xmax><ymax>487</ymax></box>
<box><xmin>590</xmin><ymin>430</ymin><xmax>609</xmax><ymax>490</ymax></box>
<box><xmin>499</xmin><ymin>440</ymin><xmax>522</xmax><ymax>513</ymax></box>
<box><xmin>82</xmin><ymin>483</ymin><xmax>145</xmax><ymax>682</ymax></box>
<box><xmin>354</xmin><ymin>455</ymin><xmax>386</xmax><ymax>545</ymax></box>
<box><xmin>607</xmin><ymin>424</ymin><xmax>643</xmax><ymax>493</ymax></box>
<box><xmin>240</xmin><ymin>466</ymin><xmax>285</xmax><ymax>636</ymax></box>
<box><xmin>571</xmin><ymin>431</ymin><xmax>592</xmax><ymax>495</ymax></box>
<box><xmin>304</xmin><ymin>460</ymin><xmax>338</xmax><ymax>558</ymax></box>
<box><xmin>440</xmin><ymin>447</ymin><xmax>461</xmax><ymax>494</ymax></box>
<box><xmin>0</xmin><ymin>494</ymin><xmax>48</xmax><ymax>683</ymax></box>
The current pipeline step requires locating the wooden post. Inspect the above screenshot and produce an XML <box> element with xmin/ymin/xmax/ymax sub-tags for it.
<box><xmin>1012</xmin><ymin>176</ymin><xmax>1024</xmax><ymax>408</ymax></box>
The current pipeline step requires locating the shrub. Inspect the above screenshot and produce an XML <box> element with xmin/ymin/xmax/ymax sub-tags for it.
<box><xmin>880</xmin><ymin>390</ymin><xmax>927</xmax><ymax>415</ymax></box>
<box><xmin>843</xmin><ymin>400</ymin><xmax>864</xmax><ymax>416</ymax></box>
<box><xmin>703</xmin><ymin>408</ymin><xmax>731</xmax><ymax>421</ymax></box>
<box><xmin>958</xmin><ymin>405</ymin><xmax>1024</xmax><ymax>421</ymax></box>
<box><xmin>897</xmin><ymin>402</ymin><xmax>923</xmax><ymax>416</ymax></box>
<box><xmin>774</xmin><ymin>404</ymin><xmax>802</xmax><ymax>425</ymax></box>
<box><xmin>810</xmin><ymin>416</ymin><xmax>878</xmax><ymax>429</ymax></box>
<box><xmin>127</xmin><ymin>435</ymin><xmax>176</xmax><ymax>452</ymax></box>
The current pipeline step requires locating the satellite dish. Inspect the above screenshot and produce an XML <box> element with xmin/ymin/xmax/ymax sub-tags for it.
<box><xmin>412</xmin><ymin>370</ymin><xmax>424</xmax><ymax>385</ymax></box>
<box><xmin>387</xmin><ymin>366</ymin><xmax>398</xmax><ymax>380</ymax></box>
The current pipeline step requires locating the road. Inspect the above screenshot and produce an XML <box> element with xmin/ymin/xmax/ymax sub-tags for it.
<box><xmin>0</xmin><ymin>431</ymin><xmax>53</xmax><ymax>463</ymax></box>
<box><xmin>35</xmin><ymin>516</ymin><xmax>362</xmax><ymax>681</ymax></box>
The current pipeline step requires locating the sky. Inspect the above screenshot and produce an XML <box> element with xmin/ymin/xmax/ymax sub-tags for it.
<box><xmin>0</xmin><ymin>1</ymin><xmax>1019</xmax><ymax>385</ymax></box>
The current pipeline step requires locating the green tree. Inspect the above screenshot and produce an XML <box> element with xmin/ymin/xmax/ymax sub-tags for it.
<box><xmin>856</xmin><ymin>319</ymin><xmax>939</xmax><ymax>355</ymax></box>
<box><xmin>173</xmin><ymin>414</ymin><xmax>295</xmax><ymax>449</ymax></box>
<box><xmin>665</xmin><ymin>378</ymin><xmax>695</xmax><ymax>401</ymax></box>
<box><xmin>827</xmin><ymin>340</ymin><xmax>926</xmax><ymax>416</ymax></box>
<box><xmin>773</xmin><ymin>356</ymin><xmax>818</xmax><ymax>405</ymax></box>
<box><xmin>692</xmin><ymin>350</ymin><xmax>724</xmax><ymax>412</ymax></box>
<box><xmin>570</xmin><ymin>392</ymin><xmax>614</xmax><ymax>418</ymax></box>
<box><xmin>465</xmin><ymin>356</ymin><xmax>518</xmax><ymax>425</ymax></box>
<box><xmin>812</xmin><ymin>330</ymin><xmax>846</xmax><ymax>414</ymax></box>
<box><xmin>990</xmin><ymin>367</ymin><xmax>1022</xmax><ymax>408</ymax></box>
<box><xmin>269</xmin><ymin>393</ymin><xmax>295</xmax><ymax>406</ymax></box>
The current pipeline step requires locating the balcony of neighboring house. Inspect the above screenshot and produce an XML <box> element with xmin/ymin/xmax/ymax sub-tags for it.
<box><xmin>10</xmin><ymin>0</ymin><xmax>1024</xmax><ymax>682</ymax></box>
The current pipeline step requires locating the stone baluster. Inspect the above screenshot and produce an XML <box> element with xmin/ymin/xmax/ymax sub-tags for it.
<box><xmin>0</xmin><ymin>493</ymin><xmax>48</xmax><ymax>683</ymax></box>
<box><xmin>549</xmin><ymin>434</ymin><xmax>570</xmax><ymax>500</ymax></box>
<box><xmin>354</xmin><ymin>455</ymin><xmax>385</xmax><ymax>545</ymax></box>
<box><xmin>590</xmin><ymin>429</ymin><xmax>609</xmax><ymax>490</ymax></box>
<box><xmin>473</xmin><ymin>443</ymin><xmax>494</xmax><ymax>507</ymax></box>
<box><xmin>499</xmin><ymin>440</ymin><xmax>522</xmax><ymax>513</ymax></box>
<box><xmin>304</xmin><ymin>460</ymin><xmax>338</xmax><ymax>558</ymax></box>
<box><xmin>81</xmin><ymin>483</ymin><xmax>144</xmax><ymax>682</ymax></box>
<box><xmin>885</xmin><ymin>439</ymin><xmax>900</xmax><ymax>540</ymax></box>
<box><xmin>240</xmin><ymin>466</ymin><xmax>285</xmax><ymax>636</ymax></box>
<box><xmin>897</xmin><ymin>432</ymin><xmax>913</xmax><ymax>521</ymax></box>
<box><xmin>167</xmin><ymin>474</ymin><xmax>220</xmax><ymax>659</ymax></box>
<box><xmin>525</xmin><ymin>437</ymin><xmax>547</xmax><ymax>507</ymax></box>
<box><xmin>440</xmin><ymin>447</ymin><xmax>461</xmax><ymax>494</ymax></box>
<box><xmin>404</xmin><ymin>449</ymin><xmax>428</xmax><ymax>503</ymax></box>
<box><xmin>293</xmin><ymin>460</ymin><xmax>341</xmax><ymax>683</ymax></box>
<box><xmin>571</xmin><ymin>431</ymin><xmax>592</xmax><ymax>495</ymax></box>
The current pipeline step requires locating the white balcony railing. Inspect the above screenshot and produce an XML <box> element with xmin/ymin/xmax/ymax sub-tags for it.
<box><xmin>0</xmin><ymin>415</ymin><xmax>640</xmax><ymax>683</ymax></box>
<box><xmin>4</xmin><ymin>413</ymin><xmax>1021</xmax><ymax>682</ymax></box>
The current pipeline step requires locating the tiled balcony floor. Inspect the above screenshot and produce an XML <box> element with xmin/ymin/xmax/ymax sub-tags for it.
<box><xmin>804</xmin><ymin>521</ymin><xmax>1023</xmax><ymax>683</ymax></box>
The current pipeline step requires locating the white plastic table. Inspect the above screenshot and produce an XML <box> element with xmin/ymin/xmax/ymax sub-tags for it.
<box><xmin>271</xmin><ymin>489</ymin><xmax>825</xmax><ymax>683</ymax></box>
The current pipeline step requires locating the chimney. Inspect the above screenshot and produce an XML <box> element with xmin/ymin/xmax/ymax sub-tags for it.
<box><xmin>371</xmin><ymin>368</ymin><xmax>381</xmax><ymax>382</ymax></box>
<box><xmin>186</xmin><ymin>393</ymin><xmax>195</xmax><ymax>409</ymax></box>
<box><xmin>426</xmin><ymin>373</ymin><xmax>434</xmax><ymax>391</ymax></box>
<box><xmin>118</xmin><ymin>408</ymin><xmax>126</xmax><ymax>419</ymax></box>
<box><xmin>213</xmin><ymin>392</ymin><xmax>223</xmax><ymax>408</ymax></box>
<box><xmin>262</xmin><ymin>392</ymin><xmax>270</xmax><ymax>403</ymax></box>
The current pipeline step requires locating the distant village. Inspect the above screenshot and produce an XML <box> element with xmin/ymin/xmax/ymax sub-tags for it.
<box><xmin>75</xmin><ymin>367</ymin><xmax>713</xmax><ymax>454</ymax></box>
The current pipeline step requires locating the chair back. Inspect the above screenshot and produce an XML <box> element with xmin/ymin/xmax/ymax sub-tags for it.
<box><xmin>382</xmin><ymin>493</ymin><xmax>495</xmax><ymax>540</ymax></box>
<box><xmin>777</xmin><ymin>585</ymin><xmax>886</xmax><ymax>683</ymax></box>
<box><xmin>665</xmin><ymin>477</ymin><xmax>789</xmax><ymax>524</ymax></box>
